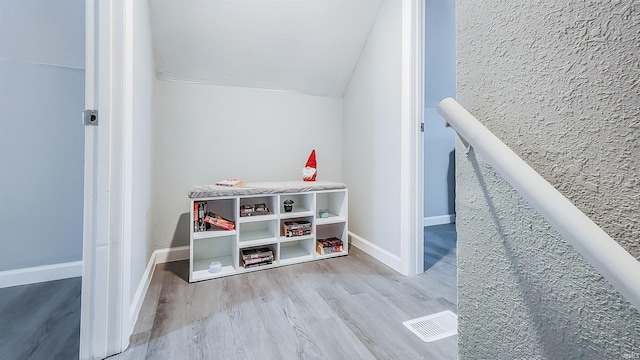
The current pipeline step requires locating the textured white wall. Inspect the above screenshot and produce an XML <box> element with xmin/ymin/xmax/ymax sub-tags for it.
<box><xmin>151</xmin><ymin>80</ymin><xmax>343</xmax><ymax>250</ymax></box>
<box><xmin>0</xmin><ymin>0</ymin><xmax>84</xmax><ymax>271</ymax></box>
<box><xmin>129</xmin><ymin>0</ymin><xmax>155</xmax><ymax>304</ymax></box>
<box><xmin>457</xmin><ymin>1</ymin><xmax>640</xmax><ymax>358</ymax></box>
<box><xmin>343</xmin><ymin>0</ymin><xmax>402</xmax><ymax>256</ymax></box>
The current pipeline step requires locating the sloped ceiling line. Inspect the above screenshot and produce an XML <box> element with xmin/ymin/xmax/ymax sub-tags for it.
<box><xmin>149</xmin><ymin>0</ymin><xmax>383</xmax><ymax>98</ymax></box>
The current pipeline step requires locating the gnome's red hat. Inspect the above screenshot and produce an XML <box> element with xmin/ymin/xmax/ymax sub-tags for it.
<box><xmin>303</xmin><ymin>150</ymin><xmax>317</xmax><ymax>181</ymax></box>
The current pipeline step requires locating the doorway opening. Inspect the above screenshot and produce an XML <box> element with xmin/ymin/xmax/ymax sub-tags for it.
<box><xmin>422</xmin><ymin>0</ymin><xmax>456</xmax><ymax>272</ymax></box>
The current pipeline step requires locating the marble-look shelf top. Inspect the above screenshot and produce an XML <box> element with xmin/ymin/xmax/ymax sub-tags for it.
<box><xmin>188</xmin><ymin>181</ymin><xmax>346</xmax><ymax>199</ymax></box>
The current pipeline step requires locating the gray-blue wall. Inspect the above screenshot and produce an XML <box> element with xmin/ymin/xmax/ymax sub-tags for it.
<box><xmin>0</xmin><ymin>0</ymin><xmax>85</xmax><ymax>271</ymax></box>
<box><xmin>424</xmin><ymin>0</ymin><xmax>456</xmax><ymax>219</ymax></box>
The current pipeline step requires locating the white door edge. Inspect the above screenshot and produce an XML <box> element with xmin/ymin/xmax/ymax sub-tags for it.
<box><xmin>400</xmin><ymin>0</ymin><xmax>425</xmax><ymax>276</ymax></box>
<box><xmin>80</xmin><ymin>0</ymin><xmax>128</xmax><ymax>358</ymax></box>
<box><xmin>80</xmin><ymin>0</ymin><xmax>98</xmax><ymax>357</ymax></box>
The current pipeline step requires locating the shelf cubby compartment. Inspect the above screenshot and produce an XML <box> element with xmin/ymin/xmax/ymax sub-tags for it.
<box><xmin>280</xmin><ymin>216</ymin><xmax>314</xmax><ymax>240</ymax></box>
<box><xmin>239</xmin><ymin>243</ymin><xmax>277</xmax><ymax>272</ymax></box>
<box><xmin>198</xmin><ymin>197</ymin><xmax>237</xmax><ymax>221</ymax></box>
<box><xmin>315</xmin><ymin>190</ymin><xmax>347</xmax><ymax>225</ymax></box>
<box><xmin>190</xmin><ymin>235</ymin><xmax>237</xmax><ymax>282</ymax></box>
<box><xmin>279</xmin><ymin>238</ymin><xmax>315</xmax><ymax>265</ymax></box>
<box><xmin>192</xmin><ymin>197</ymin><xmax>237</xmax><ymax>234</ymax></box>
<box><xmin>279</xmin><ymin>193</ymin><xmax>315</xmax><ymax>219</ymax></box>
<box><xmin>238</xmin><ymin>195</ymin><xmax>277</xmax><ymax>222</ymax></box>
<box><xmin>315</xmin><ymin>221</ymin><xmax>347</xmax><ymax>257</ymax></box>
<box><xmin>238</xmin><ymin>220</ymin><xmax>278</xmax><ymax>248</ymax></box>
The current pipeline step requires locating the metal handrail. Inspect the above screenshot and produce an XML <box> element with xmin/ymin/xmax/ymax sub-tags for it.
<box><xmin>437</xmin><ymin>97</ymin><xmax>640</xmax><ymax>312</ymax></box>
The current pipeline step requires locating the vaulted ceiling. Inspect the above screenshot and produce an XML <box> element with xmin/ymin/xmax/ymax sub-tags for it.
<box><xmin>148</xmin><ymin>0</ymin><xmax>382</xmax><ymax>98</ymax></box>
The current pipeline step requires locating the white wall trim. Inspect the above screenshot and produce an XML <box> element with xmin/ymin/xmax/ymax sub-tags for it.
<box><xmin>153</xmin><ymin>246</ymin><xmax>190</xmax><ymax>264</ymax></box>
<box><xmin>349</xmin><ymin>231</ymin><xmax>402</xmax><ymax>273</ymax></box>
<box><xmin>0</xmin><ymin>261</ymin><xmax>82</xmax><ymax>289</ymax></box>
<box><xmin>128</xmin><ymin>254</ymin><xmax>154</xmax><ymax>332</ymax></box>
<box><xmin>128</xmin><ymin>246</ymin><xmax>190</xmax><ymax>333</ymax></box>
<box><xmin>424</xmin><ymin>214</ymin><xmax>456</xmax><ymax>227</ymax></box>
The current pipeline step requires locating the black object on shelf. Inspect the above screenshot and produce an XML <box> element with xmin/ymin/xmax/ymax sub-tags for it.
<box><xmin>283</xmin><ymin>199</ymin><xmax>294</xmax><ymax>212</ymax></box>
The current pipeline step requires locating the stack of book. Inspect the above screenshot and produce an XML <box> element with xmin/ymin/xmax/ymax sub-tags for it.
<box><xmin>193</xmin><ymin>201</ymin><xmax>208</xmax><ymax>232</ymax></box>
<box><xmin>203</xmin><ymin>212</ymin><xmax>235</xmax><ymax>230</ymax></box>
<box><xmin>240</xmin><ymin>203</ymin><xmax>270</xmax><ymax>217</ymax></box>
<box><xmin>241</xmin><ymin>247</ymin><xmax>274</xmax><ymax>268</ymax></box>
<box><xmin>282</xmin><ymin>220</ymin><xmax>312</xmax><ymax>237</ymax></box>
<box><xmin>316</xmin><ymin>237</ymin><xmax>343</xmax><ymax>255</ymax></box>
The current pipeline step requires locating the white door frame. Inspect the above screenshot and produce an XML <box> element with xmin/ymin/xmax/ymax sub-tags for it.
<box><xmin>400</xmin><ymin>0</ymin><xmax>425</xmax><ymax>276</ymax></box>
<box><xmin>80</xmin><ymin>0</ymin><xmax>130</xmax><ymax>358</ymax></box>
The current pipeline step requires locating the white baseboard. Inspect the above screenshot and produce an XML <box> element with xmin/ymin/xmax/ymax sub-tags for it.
<box><xmin>348</xmin><ymin>231</ymin><xmax>402</xmax><ymax>274</ymax></box>
<box><xmin>423</xmin><ymin>214</ymin><xmax>456</xmax><ymax>227</ymax></box>
<box><xmin>128</xmin><ymin>246</ymin><xmax>190</xmax><ymax>332</ymax></box>
<box><xmin>153</xmin><ymin>245</ymin><xmax>190</xmax><ymax>264</ymax></box>
<box><xmin>0</xmin><ymin>261</ymin><xmax>83</xmax><ymax>289</ymax></box>
<box><xmin>128</xmin><ymin>253</ymin><xmax>157</xmax><ymax>330</ymax></box>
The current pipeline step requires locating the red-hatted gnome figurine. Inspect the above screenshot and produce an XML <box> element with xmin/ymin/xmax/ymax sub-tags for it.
<box><xmin>302</xmin><ymin>150</ymin><xmax>317</xmax><ymax>181</ymax></box>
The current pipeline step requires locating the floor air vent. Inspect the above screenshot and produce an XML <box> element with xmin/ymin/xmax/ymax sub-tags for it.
<box><xmin>402</xmin><ymin>310</ymin><xmax>458</xmax><ymax>343</ymax></box>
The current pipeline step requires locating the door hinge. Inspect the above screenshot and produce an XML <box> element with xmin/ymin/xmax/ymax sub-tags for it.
<box><xmin>83</xmin><ymin>110</ymin><xmax>98</xmax><ymax>126</ymax></box>
<box><xmin>420</xmin><ymin>123</ymin><xmax>424</xmax><ymax>132</ymax></box>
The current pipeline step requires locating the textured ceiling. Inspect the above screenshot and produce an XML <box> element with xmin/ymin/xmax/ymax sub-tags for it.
<box><xmin>148</xmin><ymin>0</ymin><xmax>383</xmax><ymax>98</ymax></box>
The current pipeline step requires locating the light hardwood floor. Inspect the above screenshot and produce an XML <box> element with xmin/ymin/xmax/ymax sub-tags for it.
<box><xmin>424</xmin><ymin>223</ymin><xmax>457</xmax><ymax>272</ymax></box>
<box><xmin>0</xmin><ymin>277</ymin><xmax>81</xmax><ymax>360</ymax></box>
<box><xmin>0</xmin><ymin>226</ymin><xmax>456</xmax><ymax>360</ymax></box>
<box><xmin>112</xmin><ymin>233</ymin><xmax>457</xmax><ymax>360</ymax></box>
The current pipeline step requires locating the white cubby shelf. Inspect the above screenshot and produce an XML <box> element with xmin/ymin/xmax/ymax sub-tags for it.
<box><xmin>188</xmin><ymin>181</ymin><xmax>348</xmax><ymax>282</ymax></box>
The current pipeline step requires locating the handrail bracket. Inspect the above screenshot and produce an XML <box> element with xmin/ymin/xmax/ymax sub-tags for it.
<box><xmin>446</xmin><ymin>121</ymin><xmax>472</xmax><ymax>155</ymax></box>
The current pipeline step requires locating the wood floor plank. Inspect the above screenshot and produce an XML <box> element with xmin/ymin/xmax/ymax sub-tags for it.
<box><xmin>259</xmin><ymin>296</ymin><xmax>325</xmax><ymax>360</ymax></box>
<box><xmin>26</xmin><ymin>286</ymin><xmax>81</xmax><ymax>360</ymax></box>
<box><xmin>275</xmin><ymin>264</ymin><xmax>341</xmax><ymax>324</ymax></box>
<box><xmin>307</xmin><ymin>317</ymin><xmax>376</xmax><ymax>360</ymax></box>
<box><xmin>0</xmin><ymin>277</ymin><xmax>81</xmax><ymax>360</ymax></box>
<box><xmin>143</xmin><ymin>262</ymin><xmax>199</xmax><ymax>360</ymax></box>
<box><xmin>317</xmin><ymin>285</ymin><xmax>425</xmax><ymax>360</ymax></box>
<box><xmin>224</xmin><ymin>284</ymin><xmax>275</xmax><ymax>360</ymax></box>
